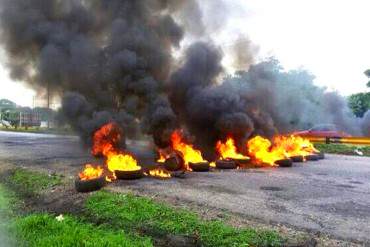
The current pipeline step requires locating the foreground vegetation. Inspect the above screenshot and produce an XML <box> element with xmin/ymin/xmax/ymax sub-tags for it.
<box><xmin>86</xmin><ymin>191</ymin><xmax>282</xmax><ymax>246</ymax></box>
<box><xmin>0</xmin><ymin>168</ymin><xmax>283</xmax><ymax>246</ymax></box>
<box><xmin>315</xmin><ymin>143</ymin><xmax>370</xmax><ymax>157</ymax></box>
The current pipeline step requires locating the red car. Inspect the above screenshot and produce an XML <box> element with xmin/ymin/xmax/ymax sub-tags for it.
<box><xmin>293</xmin><ymin>124</ymin><xmax>351</xmax><ymax>138</ymax></box>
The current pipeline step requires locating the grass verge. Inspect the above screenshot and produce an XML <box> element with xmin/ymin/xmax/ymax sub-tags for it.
<box><xmin>0</xmin><ymin>184</ymin><xmax>17</xmax><ymax>246</ymax></box>
<box><xmin>86</xmin><ymin>191</ymin><xmax>283</xmax><ymax>247</ymax></box>
<box><xmin>1</xmin><ymin>169</ymin><xmax>153</xmax><ymax>247</ymax></box>
<box><xmin>5</xmin><ymin>168</ymin><xmax>62</xmax><ymax>196</ymax></box>
<box><xmin>315</xmin><ymin>143</ymin><xmax>370</xmax><ymax>157</ymax></box>
<box><xmin>1</xmin><ymin>168</ymin><xmax>283</xmax><ymax>246</ymax></box>
<box><xmin>12</xmin><ymin>214</ymin><xmax>152</xmax><ymax>247</ymax></box>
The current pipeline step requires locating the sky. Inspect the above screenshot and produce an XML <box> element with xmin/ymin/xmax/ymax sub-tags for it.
<box><xmin>0</xmin><ymin>0</ymin><xmax>369</xmax><ymax>107</ymax></box>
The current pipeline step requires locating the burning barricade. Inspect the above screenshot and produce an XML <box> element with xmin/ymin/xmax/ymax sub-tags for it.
<box><xmin>75</xmin><ymin>122</ymin><xmax>323</xmax><ymax>192</ymax></box>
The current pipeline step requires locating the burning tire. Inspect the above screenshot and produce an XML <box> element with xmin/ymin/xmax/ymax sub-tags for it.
<box><xmin>275</xmin><ymin>158</ymin><xmax>293</xmax><ymax>167</ymax></box>
<box><xmin>316</xmin><ymin>152</ymin><xmax>325</xmax><ymax>159</ymax></box>
<box><xmin>189</xmin><ymin>162</ymin><xmax>210</xmax><ymax>172</ymax></box>
<box><xmin>163</xmin><ymin>153</ymin><xmax>185</xmax><ymax>171</ymax></box>
<box><xmin>115</xmin><ymin>169</ymin><xmax>144</xmax><ymax>180</ymax></box>
<box><xmin>305</xmin><ymin>154</ymin><xmax>319</xmax><ymax>161</ymax></box>
<box><xmin>291</xmin><ymin>155</ymin><xmax>304</xmax><ymax>162</ymax></box>
<box><xmin>75</xmin><ymin>176</ymin><xmax>106</xmax><ymax>193</ymax></box>
<box><xmin>215</xmin><ymin>160</ymin><xmax>237</xmax><ymax>169</ymax></box>
<box><xmin>232</xmin><ymin>158</ymin><xmax>251</xmax><ymax>166</ymax></box>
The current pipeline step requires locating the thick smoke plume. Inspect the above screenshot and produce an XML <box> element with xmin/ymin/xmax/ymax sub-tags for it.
<box><xmin>0</xmin><ymin>0</ymin><xmax>185</xmax><ymax>146</ymax></box>
<box><xmin>0</xmin><ymin>0</ymin><xmax>368</xmax><ymax>155</ymax></box>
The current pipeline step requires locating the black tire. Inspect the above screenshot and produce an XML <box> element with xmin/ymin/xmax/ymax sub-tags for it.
<box><xmin>275</xmin><ymin>159</ymin><xmax>293</xmax><ymax>167</ymax></box>
<box><xmin>189</xmin><ymin>162</ymin><xmax>210</xmax><ymax>172</ymax></box>
<box><xmin>231</xmin><ymin>158</ymin><xmax>251</xmax><ymax>166</ymax></box>
<box><xmin>305</xmin><ymin>154</ymin><xmax>319</xmax><ymax>161</ymax></box>
<box><xmin>75</xmin><ymin>176</ymin><xmax>106</xmax><ymax>193</ymax></box>
<box><xmin>163</xmin><ymin>153</ymin><xmax>185</xmax><ymax>171</ymax></box>
<box><xmin>216</xmin><ymin>160</ymin><xmax>237</xmax><ymax>169</ymax></box>
<box><xmin>291</xmin><ymin>155</ymin><xmax>304</xmax><ymax>162</ymax></box>
<box><xmin>316</xmin><ymin>152</ymin><xmax>325</xmax><ymax>159</ymax></box>
<box><xmin>115</xmin><ymin>169</ymin><xmax>144</xmax><ymax>180</ymax></box>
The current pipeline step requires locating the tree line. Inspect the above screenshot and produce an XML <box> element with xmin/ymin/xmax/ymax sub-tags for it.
<box><xmin>348</xmin><ymin>70</ymin><xmax>370</xmax><ymax>118</ymax></box>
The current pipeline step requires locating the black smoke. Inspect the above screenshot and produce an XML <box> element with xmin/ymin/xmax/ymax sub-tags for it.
<box><xmin>0</xmin><ymin>0</ymin><xmax>185</xmax><ymax>145</ymax></box>
<box><xmin>0</xmin><ymin>0</ymin><xmax>368</xmax><ymax>155</ymax></box>
<box><xmin>169</xmin><ymin>43</ymin><xmax>275</xmax><ymax>158</ymax></box>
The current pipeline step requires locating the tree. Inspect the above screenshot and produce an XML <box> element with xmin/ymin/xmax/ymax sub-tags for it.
<box><xmin>365</xmin><ymin>69</ymin><xmax>370</xmax><ymax>87</ymax></box>
<box><xmin>348</xmin><ymin>92</ymin><xmax>370</xmax><ymax>117</ymax></box>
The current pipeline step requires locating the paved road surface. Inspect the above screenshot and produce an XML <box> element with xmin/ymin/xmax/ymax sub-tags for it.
<box><xmin>1</xmin><ymin>131</ymin><xmax>370</xmax><ymax>243</ymax></box>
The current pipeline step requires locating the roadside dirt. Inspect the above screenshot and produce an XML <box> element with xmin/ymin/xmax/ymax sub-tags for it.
<box><xmin>0</xmin><ymin>162</ymin><xmax>361</xmax><ymax>247</ymax></box>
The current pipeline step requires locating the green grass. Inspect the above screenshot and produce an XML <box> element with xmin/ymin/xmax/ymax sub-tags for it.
<box><xmin>1</xmin><ymin>169</ymin><xmax>283</xmax><ymax>246</ymax></box>
<box><xmin>1</xmin><ymin>171</ymin><xmax>152</xmax><ymax>247</ymax></box>
<box><xmin>86</xmin><ymin>191</ymin><xmax>282</xmax><ymax>247</ymax></box>
<box><xmin>0</xmin><ymin>184</ymin><xmax>17</xmax><ymax>246</ymax></box>
<box><xmin>7</xmin><ymin>168</ymin><xmax>62</xmax><ymax>195</ymax></box>
<box><xmin>12</xmin><ymin>214</ymin><xmax>152</xmax><ymax>247</ymax></box>
<box><xmin>0</xmin><ymin>184</ymin><xmax>12</xmax><ymax>216</ymax></box>
<box><xmin>315</xmin><ymin>143</ymin><xmax>370</xmax><ymax>156</ymax></box>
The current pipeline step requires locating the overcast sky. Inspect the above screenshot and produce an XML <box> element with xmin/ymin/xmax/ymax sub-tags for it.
<box><xmin>0</xmin><ymin>0</ymin><xmax>369</xmax><ymax>107</ymax></box>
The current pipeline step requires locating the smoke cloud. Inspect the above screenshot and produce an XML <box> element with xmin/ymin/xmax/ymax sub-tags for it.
<box><xmin>0</xmin><ymin>0</ymin><xmax>368</xmax><ymax>155</ymax></box>
<box><xmin>0</xmin><ymin>0</ymin><xmax>185</xmax><ymax>146</ymax></box>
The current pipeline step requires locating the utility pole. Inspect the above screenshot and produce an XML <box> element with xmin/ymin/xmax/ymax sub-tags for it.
<box><xmin>47</xmin><ymin>82</ymin><xmax>50</xmax><ymax>129</ymax></box>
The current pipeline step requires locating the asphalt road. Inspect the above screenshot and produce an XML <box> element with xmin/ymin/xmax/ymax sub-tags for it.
<box><xmin>1</xmin><ymin>131</ymin><xmax>370</xmax><ymax>243</ymax></box>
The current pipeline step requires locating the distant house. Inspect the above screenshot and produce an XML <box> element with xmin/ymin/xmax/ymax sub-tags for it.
<box><xmin>0</xmin><ymin>99</ymin><xmax>41</xmax><ymax>127</ymax></box>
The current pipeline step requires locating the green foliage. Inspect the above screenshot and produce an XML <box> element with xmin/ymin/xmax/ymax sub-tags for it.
<box><xmin>348</xmin><ymin>92</ymin><xmax>370</xmax><ymax>117</ymax></box>
<box><xmin>365</xmin><ymin>69</ymin><xmax>370</xmax><ymax>87</ymax></box>
<box><xmin>0</xmin><ymin>185</ymin><xmax>17</xmax><ymax>246</ymax></box>
<box><xmin>7</xmin><ymin>168</ymin><xmax>62</xmax><ymax>195</ymax></box>
<box><xmin>12</xmin><ymin>214</ymin><xmax>152</xmax><ymax>247</ymax></box>
<box><xmin>0</xmin><ymin>98</ymin><xmax>16</xmax><ymax>110</ymax></box>
<box><xmin>315</xmin><ymin>143</ymin><xmax>370</xmax><ymax>156</ymax></box>
<box><xmin>86</xmin><ymin>191</ymin><xmax>282</xmax><ymax>247</ymax></box>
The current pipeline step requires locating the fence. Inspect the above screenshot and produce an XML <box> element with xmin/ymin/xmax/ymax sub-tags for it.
<box><xmin>306</xmin><ymin>136</ymin><xmax>370</xmax><ymax>146</ymax></box>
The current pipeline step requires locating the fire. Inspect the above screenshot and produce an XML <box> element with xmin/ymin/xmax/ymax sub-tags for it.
<box><xmin>157</xmin><ymin>153</ymin><xmax>167</xmax><ymax>163</ymax></box>
<box><xmin>145</xmin><ymin>168</ymin><xmax>171</xmax><ymax>178</ymax></box>
<box><xmin>273</xmin><ymin>135</ymin><xmax>318</xmax><ymax>157</ymax></box>
<box><xmin>247</xmin><ymin>136</ymin><xmax>286</xmax><ymax>165</ymax></box>
<box><xmin>168</xmin><ymin>130</ymin><xmax>206</xmax><ymax>170</ymax></box>
<box><xmin>216</xmin><ymin>137</ymin><xmax>249</xmax><ymax>160</ymax></box>
<box><xmin>106</xmin><ymin>153</ymin><xmax>141</xmax><ymax>172</ymax></box>
<box><xmin>156</xmin><ymin>148</ymin><xmax>172</xmax><ymax>163</ymax></box>
<box><xmin>78</xmin><ymin>164</ymin><xmax>103</xmax><ymax>181</ymax></box>
<box><xmin>92</xmin><ymin>123</ymin><xmax>122</xmax><ymax>157</ymax></box>
<box><xmin>90</xmin><ymin>122</ymin><xmax>141</xmax><ymax>181</ymax></box>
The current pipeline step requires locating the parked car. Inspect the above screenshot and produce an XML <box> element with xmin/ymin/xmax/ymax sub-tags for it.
<box><xmin>293</xmin><ymin>124</ymin><xmax>351</xmax><ymax>138</ymax></box>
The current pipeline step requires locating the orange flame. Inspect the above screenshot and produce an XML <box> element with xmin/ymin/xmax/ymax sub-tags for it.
<box><xmin>92</xmin><ymin>123</ymin><xmax>122</xmax><ymax>157</ymax></box>
<box><xmin>273</xmin><ymin>135</ymin><xmax>318</xmax><ymax>157</ymax></box>
<box><xmin>170</xmin><ymin>130</ymin><xmax>206</xmax><ymax>170</ymax></box>
<box><xmin>247</xmin><ymin>136</ymin><xmax>285</xmax><ymax>166</ymax></box>
<box><xmin>156</xmin><ymin>148</ymin><xmax>172</xmax><ymax>163</ymax></box>
<box><xmin>78</xmin><ymin>164</ymin><xmax>103</xmax><ymax>181</ymax></box>
<box><xmin>216</xmin><ymin>137</ymin><xmax>249</xmax><ymax>160</ymax></box>
<box><xmin>90</xmin><ymin>122</ymin><xmax>141</xmax><ymax>181</ymax></box>
<box><xmin>145</xmin><ymin>168</ymin><xmax>171</xmax><ymax>178</ymax></box>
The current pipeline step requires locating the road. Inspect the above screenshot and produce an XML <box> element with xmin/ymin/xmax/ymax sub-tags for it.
<box><xmin>1</xmin><ymin>131</ymin><xmax>370</xmax><ymax>243</ymax></box>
